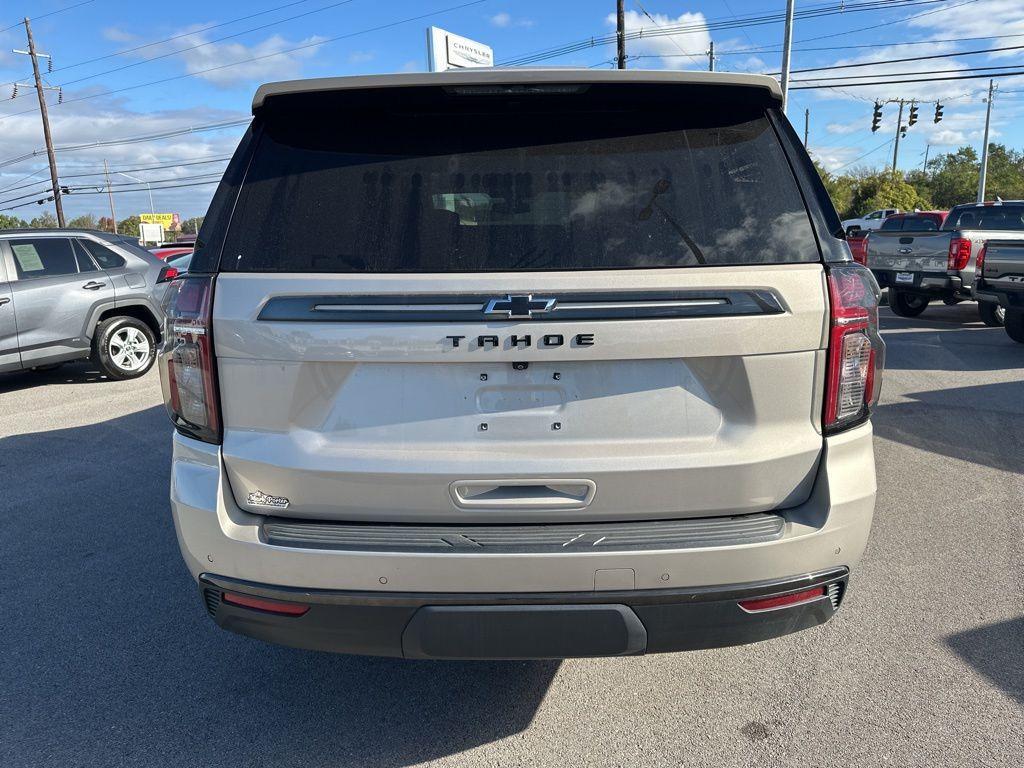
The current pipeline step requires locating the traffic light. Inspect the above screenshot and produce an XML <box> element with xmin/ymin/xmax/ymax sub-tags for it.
<box><xmin>871</xmin><ymin>101</ymin><xmax>882</xmax><ymax>133</ymax></box>
<box><xmin>908</xmin><ymin>103</ymin><xmax>919</xmax><ymax>126</ymax></box>
<box><xmin>934</xmin><ymin>101</ymin><xmax>944</xmax><ymax>123</ymax></box>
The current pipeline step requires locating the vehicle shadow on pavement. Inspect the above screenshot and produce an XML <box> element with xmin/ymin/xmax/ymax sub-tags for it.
<box><xmin>0</xmin><ymin>406</ymin><xmax>558</xmax><ymax>768</ymax></box>
<box><xmin>946</xmin><ymin>617</ymin><xmax>1024</xmax><ymax>707</ymax></box>
<box><xmin>0</xmin><ymin>361</ymin><xmax>110</xmax><ymax>393</ymax></box>
<box><xmin>872</xmin><ymin>381</ymin><xmax>1024</xmax><ymax>474</ymax></box>
<box><xmin>880</xmin><ymin>322</ymin><xmax>1024</xmax><ymax>374</ymax></box>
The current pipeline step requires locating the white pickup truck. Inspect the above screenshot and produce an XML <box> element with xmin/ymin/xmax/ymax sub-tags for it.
<box><xmin>841</xmin><ymin>208</ymin><xmax>900</xmax><ymax>234</ymax></box>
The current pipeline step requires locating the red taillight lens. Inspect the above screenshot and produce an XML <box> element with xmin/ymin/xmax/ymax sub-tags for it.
<box><xmin>222</xmin><ymin>592</ymin><xmax>309</xmax><ymax>616</ymax></box>
<box><xmin>947</xmin><ymin>237</ymin><xmax>972</xmax><ymax>271</ymax></box>
<box><xmin>158</xmin><ymin>275</ymin><xmax>221</xmax><ymax>444</ymax></box>
<box><xmin>157</xmin><ymin>266</ymin><xmax>179</xmax><ymax>283</ymax></box>
<box><xmin>824</xmin><ymin>265</ymin><xmax>884</xmax><ymax>434</ymax></box>
<box><xmin>738</xmin><ymin>586</ymin><xmax>826</xmax><ymax>613</ymax></box>
<box><xmin>975</xmin><ymin>244</ymin><xmax>987</xmax><ymax>280</ymax></box>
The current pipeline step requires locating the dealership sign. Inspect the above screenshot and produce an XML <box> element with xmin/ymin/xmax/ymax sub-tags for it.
<box><xmin>427</xmin><ymin>27</ymin><xmax>493</xmax><ymax>71</ymax></box>
<box><xmin>140</xmin><ymin>213</ymin><xmax>179</xmax><ymax>228</ymax></box>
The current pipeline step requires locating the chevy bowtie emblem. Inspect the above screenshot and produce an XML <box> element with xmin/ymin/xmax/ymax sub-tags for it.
<box><xmin>483</xmin><ymin>294</ymin><xmax>557</xmax><ymax>319</ymax></box>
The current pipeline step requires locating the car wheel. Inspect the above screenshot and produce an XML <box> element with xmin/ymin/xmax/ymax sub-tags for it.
<box><xmin>978</xmin><ymin>302</ymin><xmax>1005</xmax><ymax>327</ymax></box>
<box><xmin>889</xmin><ymin>290</ymin><xmax>929</xmax><ymax>318</ymax></box>
<box><xmin>93</xmin><ymin>316</ymin><xmax>157</xmax><ymax>380</ymax></box>
<box><xmin>1005</xmin><ymin>309</ymin><xmax>1024</xmax><ymax>344</ymax></box>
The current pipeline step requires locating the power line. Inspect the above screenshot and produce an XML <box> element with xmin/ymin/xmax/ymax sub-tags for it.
<box><xmin>778</xmin><ymin>44</ymin><xmax>1024</xmax><ymax>76</ymax></box>
<box><xmin>829</xmin><ymin>137</ymin><xmax>896</xmax><ymax>172</ymax></box>
<box><xmin>0</xmin><ymin>118</ymin><xmax>251</xmax><ymax>169</ymax></box>
<box><xmin>792</xmin><ymin>68</ymin><xmax>1024</xmax><ymax>89</ymax></box>
<box><xmin>0</xmin><ymin>0</ymin><xmax>96</xmax><ymax>34</ymax></box>
<box><xmin>54</xmin><ymin>1</ymin><xmax>359</xmax><ymax>92</ymax></box>
<box><xmin>498</xmin><ymin>0</ymin><xmax>947</xmax><ymax>67</ymax></box>
<box><xmin>2</xmin><ymin>177</ymin><xmax>225</xmax><ymax>211</ymax></box>
<box><xmin>0</xmin><ymin>0</ymin><xmax>488</xmax><ymax>124</ymax></box>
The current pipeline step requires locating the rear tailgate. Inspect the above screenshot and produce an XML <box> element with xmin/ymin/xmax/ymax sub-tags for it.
<box><xmin>214</xmin><ymin>266</ymin><xmax>827</xmax><ymax>522</ymax></box>
<box><xmin>211</xmin><ymin>80</ymin><xmax>831</xmax><ymax>524</ymax></box>
<box><xmin>866</xmin><ymin>230</ymin><xmax>950</xmax><ymax>275</ymax></box>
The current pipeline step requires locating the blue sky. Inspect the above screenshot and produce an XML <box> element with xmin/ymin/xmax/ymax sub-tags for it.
<box><xmin>1</xmin><ymin>0</ymin><xmax>1022</xmax><ymax>221</ymax></box>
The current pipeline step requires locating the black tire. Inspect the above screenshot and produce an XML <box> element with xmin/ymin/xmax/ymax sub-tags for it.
<box><xmin>92</xmin><ymin>316</ymin><xmax>157</xmax><ymax>380</ymax></box>
<box><xmin>1005</xmin><ymin>309</ymin><xmax>1024</xmax><ymax>344</ymax></box>
<box><xmin>978</xmin><ymin>301</ymin><xmax>1005</xmax><ymax>327</ymax></box>
<box><xmin>889</xmin><ymin>290</ymin><xmax>929</xmax><ymax>318</ymax></box>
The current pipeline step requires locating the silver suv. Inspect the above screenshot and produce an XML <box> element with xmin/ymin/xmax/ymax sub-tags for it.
<box><xmin>1</xmin><ymin>229</ymin><xmax>169</xmax><ymax>379</ymax></box>
<box><xmin>160</xmin><ymin>70</ymin><xmax>884</xmax><ymax>659</ymax></box>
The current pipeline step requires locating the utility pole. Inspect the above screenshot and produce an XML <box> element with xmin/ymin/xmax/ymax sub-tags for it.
<box><xmin>779</xmin><ymin>0</ymin><xmax>796</xmax><ymax>112</ymax></box>
<box><xmin>708</xmin><ymin>40</ymin><xmax>714</xmax><ymax>71</ymax></box>
<box><xmin>17</xmin><ymin>18</ymin><xmax>64</xmax><ymax>227</ymax></box>
<box><xmin>922</xmin><ymin>144</ymin><xmax>930</xmax><ymax>174</ymax></box>
<box><xmin>977</xmin><ymin>78</ymin><xmax>996</xmax><ymax>203</ymax></box>
<box><xmin>804</xmin><ymin>108</ymin><xmax>810</xmax><ymax>148</ymax></box>
<box><xmin>616</xmin><ymin>0</ymin><xmax>626</xmax><ymax>69</ymax></box>
<box><xmin>892</xmin><ymin>99</ymin><xmax>905</xmax><ymax>173</ymax></box>
<box><xmin>103</xmin><ymin>159</ymin><xmax>117</xmax><ymax>234</ymax></box>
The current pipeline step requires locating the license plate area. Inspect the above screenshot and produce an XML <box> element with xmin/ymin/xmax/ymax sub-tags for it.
<box><xmin>895</xmin><ymin>272</ymin><xmax>915</xmax><ymax>284</ymax></box>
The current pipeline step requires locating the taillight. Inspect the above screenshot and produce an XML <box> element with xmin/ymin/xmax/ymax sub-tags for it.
<box><xmin>975</xmin><ymin>244</ymin><xmax>987</xmax><ymax>281</ymax></box>
<box><xmin>158</xmin><ymin>275</ymin><xmax>221</xmax><ymax>444</ymax></box>
<box><xmin>947</xmin><ymin>237</ymin><xmax>972</xmax><ymax>271</ymax></box>
<box><xmin>849</xmin><ymin>235</ymin><xmax>868</xmax><ymax>266</ymax></box>
<box><xmin>157</xmin><ymin>266</ymin><xmax>179</xmax><ymax>283</ymax></box>
<box><xmin>824</xmin><ymin>264</ymin><xmax>884</xmax><ymax>434</ymax></box>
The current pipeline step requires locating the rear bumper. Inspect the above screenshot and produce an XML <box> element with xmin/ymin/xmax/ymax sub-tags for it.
<box><xmin>872</xmin><ymin>269</ymin><xmax>963</xmax><ymax>295</ymax></box>
<box><xmin>170</xmin><ymin>422</ymin><xmax>876</xmax><ymax>656</ymax></box>
<box><xmin>199</xmin><ymin>569</ymin><xmax>848</xmax><ymax>658</ymax></box>
<box><xmin>976</xmin><ymin>286</ymin><xmax>1024</xmax><ymax>308</ymax></box>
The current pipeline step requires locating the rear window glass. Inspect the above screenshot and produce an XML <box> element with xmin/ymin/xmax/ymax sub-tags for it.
<box><xmin>223</xmin><ymin>89</ymin><xmax>818</xmax><ymax>272</ymax></box>
<box><xmin>944</xmin><ymin>205</ymin><xmax>1024</xmax><ymax>231</ymax></box>
<box><xmin>880</xmin><ymin>216</ymin><xmax>940</xmax><ymax>231</ymax></box>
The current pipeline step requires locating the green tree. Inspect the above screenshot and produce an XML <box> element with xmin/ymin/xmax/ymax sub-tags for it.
<box><xmin>97</xmin><ymin>216</ymin><xmax>116</xmax><ymax>233</ymax></box>
<box><xmin>117</xmin><ymin>215</ymin><xmax>141</xmax><ymax>238</ymax></box>
<box><xmin>29</xmin><ymin>212</ymin><xmax>59</xmax><ymax>228</ymax></box>
<box><xmin>180</xmin><ymin>216</ymin><xmax>204</xmax><ymax>235</ymax></box>
<box><xmin>925</xmin><ymin>144</ymin><xmax>1024</xmax><ymax>208</ymax></box>
<box><xmin>0</xmin><ymin>214</ymin><xmax>28</xmax><ymax>230</ymax></box>
<box><xmin>859</xmin><ymin>171</ymin><xmax>932</xmax><ymax>213</ymax></box>
<box><xmin>68</xmin><ymin>213</ymin><xmax>98</xmax><ymax>230</ymax></box>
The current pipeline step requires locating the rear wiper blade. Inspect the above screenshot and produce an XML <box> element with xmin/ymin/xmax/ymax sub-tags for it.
<box><xmin>638</xmin><ymin>179</ymin><xmax>706</xmax><ymax>265</ymax></box>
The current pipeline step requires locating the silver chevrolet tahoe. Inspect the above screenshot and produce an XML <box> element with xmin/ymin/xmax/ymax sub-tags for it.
<box><xmin>160</xmin><ymin>70</ymin><xmax>884</xmax><ymax>660</ymax></box>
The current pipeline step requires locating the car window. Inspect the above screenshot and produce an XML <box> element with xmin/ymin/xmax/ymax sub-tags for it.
<box><xmin>8</xmin><ymin>238</ymin><xmax>79</xmax><ymax>280</ymax></box>
<box><xmin>71</xmin><ymin>240</ymin><xmax>99</xmax><ymax>272</ymax></box>
<box><xmin>866</xmin><ymin>212</ymin><xmax>882</xmax><ymax>220</ymax></box>
<box><xmin>879</xmin><ymin>218</ymin><xmax>902</xmax><ymax>231</ymax></box>
<box><xmin>224</xmin><ymin>94</ymin><xmax>819</xmax><ymax>273</ymax></box>
<box><xmin>78</xmin><ymin>238</ymin><xmax>127</xmax><ymax>268</ymax></box>
<box><xmin>904</xmin><ymin>217</ymin><xmax>938</xmax><ymax>231</ymax></box>
<box><xmin>944</xmin><ymin>205</ymin><xmax>1024</xmax><ymax>231</ymax></box>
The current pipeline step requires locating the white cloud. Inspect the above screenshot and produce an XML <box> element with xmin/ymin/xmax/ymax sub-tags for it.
<box><xmin>399</xmin><ymin>60</ymin><xmax>420</xmax><ymax>73</ymax></box>
<box><xmin>0</xmin><ymin>97</ymin><xmax>248</xmax><ymax>220</ymax></box>
<box><xmin>605</xmin><ymin>10</ymin><xmax>710</xmax><ymax>70</ymax></box>
<box><xmin>347</xmin><ymin>50</ymin><xmax>375</xmax><ymax>64</ymax></box>
<box><xmin>826</xmin><ymin>121</ymin><xmax>862</xmax><ymax>136</ymax></box>
<box><xmin>908</xmin><ymin>0</ymin><xmax>1024</xmax><ymax>58</ymax></box>
<box><xmin>113</xmin><ymin>27</ymin><xmax>327</xmax><ymax>88</ymax></box>
<box><xmin>490</xmin><ymin>12</ymin><xmax>534</xmax><ymax>28</ymax></box>
<box><xmin>102</xmin><ymin>27</ymin><xmax>136</xmax><ymax>43</ymax></box>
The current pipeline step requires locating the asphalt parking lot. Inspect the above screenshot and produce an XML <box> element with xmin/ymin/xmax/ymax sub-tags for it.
<box><xmin>1</xmin><ymin>303</ymin><xmax>1022</xmax><ymax>768</ymax></box>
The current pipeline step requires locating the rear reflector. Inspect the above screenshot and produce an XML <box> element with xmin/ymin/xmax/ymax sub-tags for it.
<box><xmin>222</xmin><ymin>592</ymin><xmax>309</xmax><ymax>616</ymax></box>
<box><xmin>738</xmin><ymin>586</ymin><xmax>826</xmax><ymax>613</ymax></box>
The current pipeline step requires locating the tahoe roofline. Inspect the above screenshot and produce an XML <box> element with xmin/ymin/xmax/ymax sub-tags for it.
<box><xmin>252</xmin><ymin>68</ymin><xmax>783</xmax><ymax>111</ymax></box>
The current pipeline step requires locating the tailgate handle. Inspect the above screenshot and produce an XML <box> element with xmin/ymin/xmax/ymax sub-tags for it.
<box><xmin>451</xmin><ymin>479</ymin><xmax>596</xmax><ymax>509</ymax></box>
<box><xmin>899</xmin><ymin>237</ymin><xmax>914</xmax><ymax>244</ymax></box>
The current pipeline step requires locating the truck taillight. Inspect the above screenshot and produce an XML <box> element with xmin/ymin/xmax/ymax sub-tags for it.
<box><xmin>975</xmin><ymin>244</ymin><xmax>987</xmax><ymax>279</ymax></box>
<box><xmin>158</xmin><ymin>275</ymin><xmax>221</xmax><ymax>444</ymax></box>
<box><xmin>824</xmin><ymin>265</ymin><xmax>884</xmax><ymax>434</ymax></box>
<box><xmin>948</xmin><ymin>237</ymin><xmax>972</xmax><ymax>271</ymax></box>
